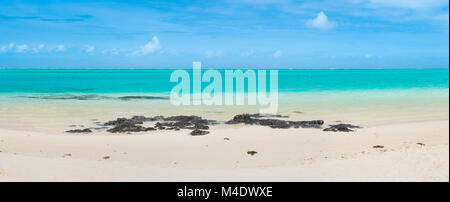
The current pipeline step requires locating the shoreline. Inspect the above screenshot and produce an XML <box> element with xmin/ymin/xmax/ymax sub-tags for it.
<box><xmin>1</xmin><ymin>87</ymin><xmax>448</xmax><ymax>181</ymax></box>
<box><xmin>1</xmin><ymin>88</ymin><xmax>448</xmax><ymax>133</ymax></box>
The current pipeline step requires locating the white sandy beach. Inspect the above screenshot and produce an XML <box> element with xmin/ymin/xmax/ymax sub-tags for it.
<box><xmin>0</xmin><ymin>118</ymin><xmax>448</xmax><ymax>181</ymax></box>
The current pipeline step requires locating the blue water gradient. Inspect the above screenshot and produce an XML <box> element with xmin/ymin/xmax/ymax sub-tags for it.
<box><xmin>0</xmin><ymin>69</ymin><xmax>448</xmax><ymax>94</ymax></box>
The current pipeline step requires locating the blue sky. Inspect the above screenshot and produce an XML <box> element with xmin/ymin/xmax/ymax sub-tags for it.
<box><xmin>0</xmin><ymin>0</ymin><xmax>448</xmax><ymax>68</ymax></box>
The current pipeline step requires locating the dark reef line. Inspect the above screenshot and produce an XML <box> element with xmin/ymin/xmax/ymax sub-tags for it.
<box><xmin>16</xmin><ymin>94</ymin><xmax>169</xmax><ymax>101</ymax></box>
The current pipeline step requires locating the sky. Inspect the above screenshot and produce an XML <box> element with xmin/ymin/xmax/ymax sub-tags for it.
<box><xmin>0</xmin><ymin>0</ymin><xmax>449</xmax><ymax>69</ymax></box>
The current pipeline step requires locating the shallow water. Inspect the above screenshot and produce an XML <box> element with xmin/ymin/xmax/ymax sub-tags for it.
<box><xmin>0</xmin><ymin>69</ymin><xmax>448</xmax><ymax>133</ymax></box>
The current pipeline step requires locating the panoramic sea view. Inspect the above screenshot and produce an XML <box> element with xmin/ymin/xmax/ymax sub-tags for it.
<box><xmin>1</xmin><ymin>0</ymin><xmax>448</xmax><ymax>184</ymax></box>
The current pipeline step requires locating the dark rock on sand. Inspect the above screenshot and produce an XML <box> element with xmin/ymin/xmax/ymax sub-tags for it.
<box><xmin>104</xmin><ymin>117</ymin><xmax>142</xmax><ymax>126</ymax></box>
<box><xmin>289</xmin><ymin>120</ymin><xmax>324</xmax><ymax>129</ymax></box>
<box><xmin>226</xmin><ymin>114</ymin><xmax>256</xmax><ymax>124</ymax></box>
<box><xmin>103</xmin><ymin>115</ymin><xmax>215</xmax><ymax>135</ymax></box>
<box><xmin>189</xmin><ymin>124</ymin><xmax>210</xmax><ymax>130</ymax></box>
<box><xmin>165</xmin><ymin>115</ymin><xmax>217</xmax><ymax>125</ymax></box>
<box><xmin>190</xmin><ymin>129</ymin><xmax>210</xmax><ymax>136</ymax></box>
<box><xmin>247</xmin><ymin>151</ymin><xmax>258</xmax><ymax>156</ymax></box>
<box><xmin>323</xmin><ymin>124</ymin><xmax>362</xmax><ymax>132</ymax></box>
<box><xmin>66</xmin><ymin>128</ymin><xmax>92</xmax><ymax>133</ymax></box>
<box><xmin>95</xmin><ymin>114</ymin><xmax>328</xmax><ymax>135</ymax></box>
<box><xmin>104</xmin><ymin>116</ymin><xmax>157</xmax><ymax>133</ymax></box>
<box><xmin>258</xmin><ymin>119</ymin><xmax>292</xmax><ymax>129</ymax></box>
<box><xmin>373</xmin><ymin>145</ymin><xmax>384</xmax><ymax>149</ymax></box>
<box><xmin>107</xmin><ymin>125</ymin><xmax>156</xmax><ymax>133</ymax></box>
<box><xmin>154</xmin><ymin>116</ymin><xmax>215</xmax><ymax>133</ymax></box>
<box><xmin>104</xmin><ymin>115</ymin><xmax>165</xmax><ymax>126</ymax></box>
<box><xmin>226</xmin><ymin>114</ymin><xmax>323</xmax><ymax>129</ymax></box>
<box><xmin>90</xmin><ymin>126</ymin><xmax>109</xmax><ymax>130</ymax></box>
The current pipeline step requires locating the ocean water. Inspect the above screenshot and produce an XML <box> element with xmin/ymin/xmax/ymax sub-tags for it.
<box><xmin>0</xmin><ymin>69</ymin><xmax>448</xmax><ymax>94</ymax></box>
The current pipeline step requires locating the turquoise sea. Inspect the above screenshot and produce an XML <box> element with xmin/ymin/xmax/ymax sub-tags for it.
<box><xmin>0</xmin><ymin>68</ymin><xmax>448</xmax><ymax>129</ymax></box>
<box><xmin>0</xmin><ymin>69</ymin><xmax>448</xmax><ymax>94</ymax></box>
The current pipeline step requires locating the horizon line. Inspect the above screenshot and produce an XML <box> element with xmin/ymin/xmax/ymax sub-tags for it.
<box><xmin>1</xmin><ymin>67</ymin><xmax>449</xmax><ymax>70</ymax></box>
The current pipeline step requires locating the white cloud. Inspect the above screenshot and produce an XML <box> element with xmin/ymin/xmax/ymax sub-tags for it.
<box><xmin>32</xmin><ymin>44</ymin><xmax>45</xmax><ymax>53</ymax></box>
<box><xmin>306</xmin><ymin>11</ymin><xmax>336</xmax><ymax>30</ymax></box>
<box><xmin>133</xmin><ymin>36</ymin><xmax>161</xmax><ymax>56</ymax></box>
<box><xmin>273</xmin><ymin>50</ymin><xmax>282</xmax><ymax>58</ymax></box>
<box><xmin>16</xmin><ymin>44</ymin><xmax>29</xmax><ymax>53</ymax></box>
<box><xmin>2</xmin><ymin>43</ymin><xmax>46</xmax><ymax>54</ymax></box>
<box><xmin>56</xmin><ymin>44</ymin><xmax>67</xmax><ymax>52</ymax></box>
<box><xmin>369</xmin><ymin>0</ymin><xmax>448</xmax><ymax>10</ymax></box>
<box><xmin>0</xmin><ymin>43</ymin><xmax>15</xmax><ymax>53</ymax></box>
<box><xmin>241</xmin><ymin>49</ymin><xmax>255</xmax><ymax>57</ymax></box>
<box><xmin>84</xmin><ymin>45</ymin><xmax>95</xmax><ymax>54</ymax></box>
